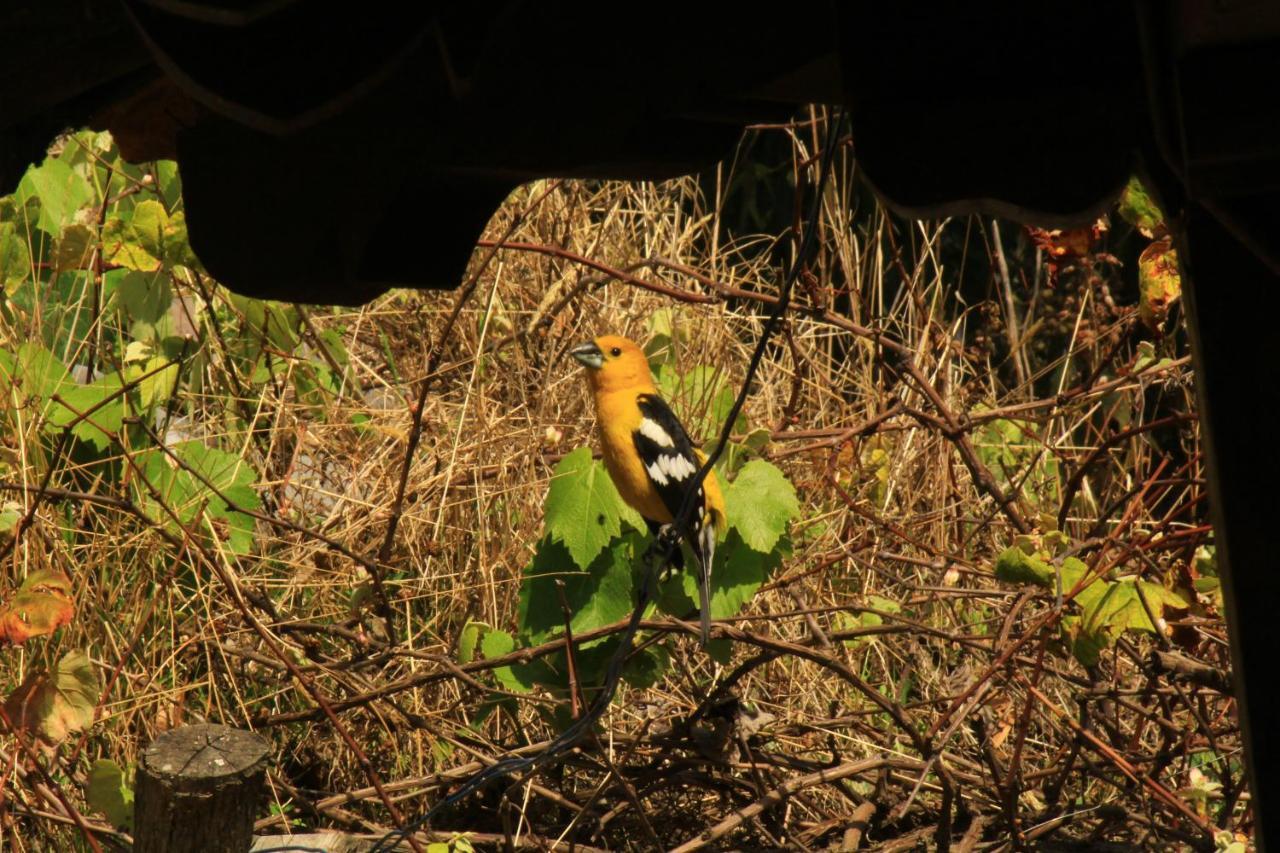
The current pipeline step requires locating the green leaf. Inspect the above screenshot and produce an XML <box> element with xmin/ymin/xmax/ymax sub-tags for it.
<box><xmin>2</xmin><ymin>343</ymin><xmax>129</xmax><ymax>449</ymax></box>
<box><xmin>741</xmin><ymin>427</ymin><xmax>771</xmax><ymax>454</ymax></box>
<box><xmin>457</xmin><ymin>620</ymin><xmax>487</xmax><ymax>664</ymax></box>
<box><xmin>1059</xmin><ymin>557</ymin><xmax>1108</xmax><ymax>612</ymax></box>
<box><xmin>5</xmin><ymin>341</ymin><xmax>70</xmax><ymax>400</ymax></box>
<box><xmin>1133</xmin><ymin>340</ymin><xmax>1175</xmax><ymax>373</ymax></box>
<box><xmin>994</xmin><ymin>546</ymin><xmax>1054</xmax><ymax>586</ymax></box>
<box><xmin>163</xmin><ymin>210</ymin><xmax>200</xmax><ymax>269</ymax></box>
<box><xmin>49</xmin><ymin>374</ymin><xmax>131</xmax><ymax>449</ymax></box>
<box><xmin>155</xmin><ymin>161</ymin><xmax>182</xmax><ymax>208</ymax></box>
<box><xmin>622</xmin><ymin>644</ymin><xmax>670</xmax><ymax>688</ymax></box>
<box><xmin>129</xmin><ymin>357</ymin><xmax>181</xmax><ymax>410</ymax></box>
<box><xmin>133</xmin><ymin>442</ymin><xmax>261</xmax><ymax>554</ymax></box>
<box><xmin>656</xmin><ymin>363</ymin><xmax>739</xmax><ymax>439</ymax></box>
<box><xmin>1117</xmin><ymin>176</ymin><xmax>1165</xmax><ymax>238</ymax></box>
<box><xmin>660</xmin><ymin>530</ymin><xmax>783</xmax><ymax>624</ymax></box>
<box><xmin>973</xmin><ymin>415</ymin><xmax>1060</xmax><ymax>511</ymax></box>
<box><xmin>229</xmin><ymin>294</ymin><xmax>302</xmax><ymax>354</ymax></box>
<box><xmin>86</xmin><ymin>759</ymin><xmax>134</xmax><ymax>831</ymax></box>
<box><xmin>115</xmin><ymin>270</ymin><xmax>172</xmax><ymax>326</ymax></box>
<box><xmin>1194</xmin><ymin>545</ymin><xmax>1217</xmax><ymax>577</ymax></box>
<box><xmin>643</xmin><ymin>309</ymin><xmax>684</xmax><ymax>367</ymax></box>
<box><xmin>518</xmin><ymin>533</ymin><xmax>641</xmax><ymax>644</ymax></box>
<box><xmin>0</xmin><ymin>223</ymin><xmax>31</xmax><ymax>289</ymax></box>
<box><xmin>177</xmin><ymin>442</ymin><xmax>260</xmax><ymax>554</ymax></box>
<box><xmin>835</xmin><ymin>595</ymin><xmax>902</xmax><ymax>647</ymax></box>
<box><xmin>479</xmin><ymin>629</ymin><xmax>534</xmax><ymax>694</ymax></box>
<box><xmin>1061</xmin><ymin>614</ymin><xmax>1108</xmax><ymax>667</ymax></box>
<box><xmin>102</xmin><ymin>199</ymin><xmax>169</xmax><ymax>272</ymax></box>
<box><xmin>17</xmin><ymin>158</ymin><xmax>93</xmax><ymax>236</ymax></box>
<box><xmin>726</xmin><ymin>459</ymin><xmax>799</xmax><ymax>552</ymax></box>
<box><xmin>0</xmin><ymin>502</ymin><xmax>20</xmax><ymax>536</ymax></box>
<box><xmin>543</xmin><ymin>447</ymin><xmax>641</xmax><ymax>569</ymax></box>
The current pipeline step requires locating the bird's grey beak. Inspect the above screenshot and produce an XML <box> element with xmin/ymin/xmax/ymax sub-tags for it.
<box><xmin>571</xmin><ymin>341</ymin><xmax>604</xmax><ymax>370</ymax></box>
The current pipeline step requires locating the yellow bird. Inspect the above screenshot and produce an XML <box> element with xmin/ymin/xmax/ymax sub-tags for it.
<box><xmin>571</xmin><ymin>335</ymin><xmax>726</xmax><ymax>646</ymax></box>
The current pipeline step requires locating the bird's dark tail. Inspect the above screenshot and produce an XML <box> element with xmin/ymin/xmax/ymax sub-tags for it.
<box><xmin>696</xmin><ymin>523</ymin><xmax>715</xmax><ymax>646</ymax></box>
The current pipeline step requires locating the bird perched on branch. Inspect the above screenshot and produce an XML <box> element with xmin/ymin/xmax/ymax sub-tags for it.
<box><xmin>571</xmin><ymin>335</ymin><xmax>726</xmax><ymax>646</ymax></box>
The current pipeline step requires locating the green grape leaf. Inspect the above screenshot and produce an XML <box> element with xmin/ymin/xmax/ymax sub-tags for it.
<box><xmin>994</xmin><ymin>546</ymin><xmax>1055</xmax><ymax>586</ymax></box>
<box><xmin>134</xmin><ymin>442</ymin><xmax>261</xmax><ymax>554</ymax></box>
<box><xmin>17</xmin><ymin>158</ymin><xmax>93</xmax><ymax>236</ymax></box>
<box><xmin>457</xmin><ymin>620</ymin><xmax>487</xmax><ymax>664</ymax></box>
<box><xmin>479</xmin><ymin>629</ymin><xmax>535</xmax><ymax>694</ymax></box>
<box><xmin>543</xmin><ymin>447</ymin><xmax>641</xmax><ymax>570</ymax></box>
<box><xmin>835</xmin><ymin>595</ymin><xmax>901</xmax><ymax>648</ymax></box>
<box><xmin>658</xmin><ymin>530</ymin><xmax>784</xmax><ymax>625</ymax></box>
<box><xmin>517</xmin><ymin>533</ymin><xmax>640</xmax><ymax>644</ymax></box>
<box><xmin>621</xmin><ymin>644</ymin><xmax>670</xmax><ymax>689</ymax></box>
<box><xmin>103</xmin><ymin>199</ymin><xmax>169</xmax><ymax>272</ymax></box>
<box><xmin>115</xmin><ymin>270</ymin><xmax>172</xmax><ymax>326</ymax></box>
<box><xmin>155</xmin><ymin>160</ymin><xmax>183</xmax><ymax>208</ymax></box>
<box><xmin>86</xmin><ymin>759</ymin><xmax>134</xmax><ymax>831</ymax></box>
<box><xmin>0</xmin><ymin>223</ymin><xmax>31</xmax><ymax>289</ymax></box>
<box><xmin>47</xmin><ymin>374</ymin><xmax>130</xmax><ymax>449</ymax></box>
<box><xmin>656</xmin><ymin>363</ymin><xmax>739</xmax><ymax>438</ymax></box>
<box><xmin>1117</xmin><ymin>176</ymin><xmax>1166</xmax><ymax>238</ymax></box>
<box><xmin>726</xmin><ymin>459</ymin><xmax>799</xmax><ymax>553</ymax></box>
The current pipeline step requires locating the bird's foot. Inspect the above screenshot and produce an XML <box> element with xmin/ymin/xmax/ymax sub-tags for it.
<box><xmin>655</xmin><ymin>523</ymin><xmax>683</xmax><ymax>582</ymax></box>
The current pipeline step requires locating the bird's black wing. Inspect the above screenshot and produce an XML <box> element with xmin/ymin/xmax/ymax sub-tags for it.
<box><xmin>632</xmin><ymin>392</ymin><xmax>708</xmax><ymax>537</ymax></box>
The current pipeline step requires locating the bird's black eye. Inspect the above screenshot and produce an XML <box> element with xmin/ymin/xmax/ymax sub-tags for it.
<box><xmin>610</xmin><ymin>347</ymin><xmax>622</xmax><ymax>357</ymax></box>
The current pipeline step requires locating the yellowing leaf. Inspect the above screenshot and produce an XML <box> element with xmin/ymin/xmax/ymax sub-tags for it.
<box><xmin>130</xmin><ymin>357</ymin><xmax>180</xmax><ymax>410</ymax></box>
<box><xmin>4</xmin><ymin>651</ymin><xmax>97</xmax><ymax>743</ymax></box>
<box><xmin>1139</xmin><ymin>238</ymin><xmax>1181</xmax><ymax>332</ymax></box>
<box><xmin>54</xmin><ymin>223</ymin><xmax>97</xmax><ymax>272</ymax></box>
<box><xmin>103</xmin><ymin>200</ymin><xmax>169</xmax><ymax>272</ymax></box>
<box><xmin>0</xmin><ymin>570</ymin><xmax>75</xmax><ymax>645</ymax></box>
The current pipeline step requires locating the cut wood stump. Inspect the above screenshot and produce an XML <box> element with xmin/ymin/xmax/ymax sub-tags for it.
<box><xmin>135</xmin><ymin>723</ymin><xmax>269</xmax><ymax>853</ymax></box>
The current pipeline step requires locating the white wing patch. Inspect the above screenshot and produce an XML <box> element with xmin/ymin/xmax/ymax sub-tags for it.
<box><xmin>638</xmin><ymin>417</ymin><xmax>675</xmax><ymax>447</ymax></box>
<box><xmin>645</xmin><ymin>453</ymin><xmax>696</xmax><ymax>486</ymax></box>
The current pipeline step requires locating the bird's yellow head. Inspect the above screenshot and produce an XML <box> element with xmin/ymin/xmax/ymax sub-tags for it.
<box><xmin>570</xmin><ymin>335</ymin><xmax>655</xmax><ymax>394</ymax></box>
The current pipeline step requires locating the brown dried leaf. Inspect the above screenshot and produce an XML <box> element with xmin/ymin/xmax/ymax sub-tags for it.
<box><xmin>0</xmin><ymin>570</ymin><xmax>74</xmax><ymax>645</ymax></box>
<box><xmin>4</xmin><ymin>651</ymin><xmax>97</xmax><ymax>743</ymax></box>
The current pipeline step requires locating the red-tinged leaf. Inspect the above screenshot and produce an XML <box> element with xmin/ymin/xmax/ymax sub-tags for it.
<box><xmin>1027</xmin><ymin>220</ymin><xmax>1108</xmax><ymax>285</ymax></box>
<box><xmin>1027</xmin><ymin>226</ymin><xmax>1095</xmax><ymax>260</ymax></box>
<box><xmin>1139</xmin><ymin>237</ymin><xmax>1181</xmax><ymax>332</ymax></box>
<box><xmin>4</xmin><ymin>651</ymin><xmax>97</xmax><ymax>743</ymax></box>
<box><xmin>0</xmin><ymin>569</ymin><xmax>74</xmax><ymax>645</ymax></box>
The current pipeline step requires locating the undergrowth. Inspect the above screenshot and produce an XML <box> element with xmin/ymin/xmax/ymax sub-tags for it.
<box><xmin>0</xmin><ymin>111</ymin><xmax>1244</xmax><ymax>851</ymax></box>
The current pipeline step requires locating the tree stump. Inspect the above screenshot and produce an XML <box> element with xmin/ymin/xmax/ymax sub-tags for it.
<box><xmin>135</xmin><ymin>723</ymin><xmax>270</xmax><ymax>853</ymax></box>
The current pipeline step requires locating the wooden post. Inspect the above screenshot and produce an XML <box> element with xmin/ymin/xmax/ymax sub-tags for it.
<box><xmin>134</xmin><ymin>723</ymin><xmax>269</xmax><ymax>853</ymax></box>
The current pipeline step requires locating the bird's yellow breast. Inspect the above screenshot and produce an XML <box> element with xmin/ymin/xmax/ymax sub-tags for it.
<box><xmin>593</xmin><ymin>388</ymin><xmax>726</xmax><ymax>531</ymax></box>
<box><xmin>597</xmin><ymin>389</ymin><xmax>674</xmax><ymax>523</ymax></box>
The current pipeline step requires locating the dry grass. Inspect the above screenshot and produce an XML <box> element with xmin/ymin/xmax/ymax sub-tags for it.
<box><xmin>0</xmin><ymin>112</ymin><xmax>1243</xmax><ymax>851</ymax></box>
